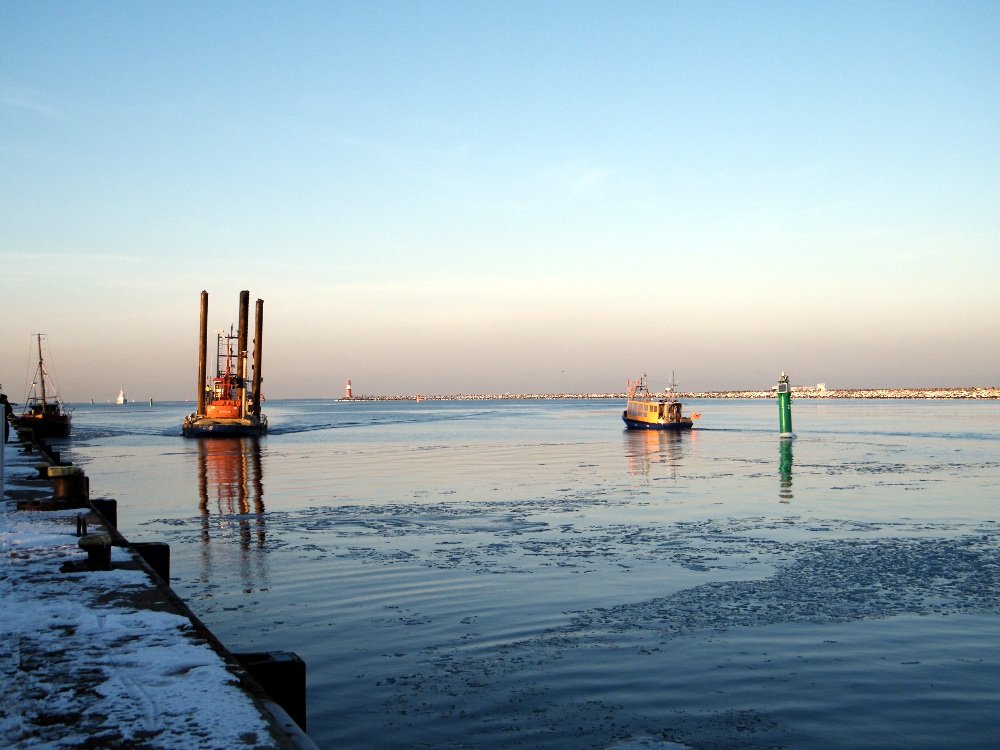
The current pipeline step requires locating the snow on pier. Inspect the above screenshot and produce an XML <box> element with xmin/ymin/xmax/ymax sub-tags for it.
<box><xmin>1</xmin><ymin>444</ymin><xmax>312</xmax><ymax>749</ymax></box>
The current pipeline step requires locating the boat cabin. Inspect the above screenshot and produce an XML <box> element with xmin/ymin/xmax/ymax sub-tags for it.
<box><xmin>625</xmin><ymin>396</ymin><xmax>684</xmax><ymax>425</ymax></box>
<box><xmin>205</xmin><ymin>374</ymin><xmax>242</xmax><ymax>419</ymax></box>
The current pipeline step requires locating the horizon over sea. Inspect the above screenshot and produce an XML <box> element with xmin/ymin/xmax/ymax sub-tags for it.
<box><xmin>60</xmin><ymin>397</ymin><xmax>999</xmax><ymax>750</ymax></box>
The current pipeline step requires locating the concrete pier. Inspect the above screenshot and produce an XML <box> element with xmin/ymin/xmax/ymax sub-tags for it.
<box><xmin>1</xmin><ymin>434</ymin><xmax>317</xmax><ymax>749</ymax></box>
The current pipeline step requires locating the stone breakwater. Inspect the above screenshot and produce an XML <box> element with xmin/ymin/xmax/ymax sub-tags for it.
<box><xmin>342</xmin><ymin>387</ymin><xmax>999</xmax><ymax>401</ymax></box>
<box><xmin>680</xmin><ymin>387</ymin><xmax>1000</xmax><ymax>400</ymax></box>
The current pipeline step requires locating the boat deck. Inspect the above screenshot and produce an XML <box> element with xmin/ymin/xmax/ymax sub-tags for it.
<box><xmin>181</xmin><ymin>416</ymin><xmax>268</xmax><ymax>437</ymax></box>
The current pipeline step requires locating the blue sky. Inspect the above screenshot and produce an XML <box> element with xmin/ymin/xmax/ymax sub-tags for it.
<box><xmin>2</xmin><ymin>1</ymin><xmax>998</xmax><ymax>399</ymax></box>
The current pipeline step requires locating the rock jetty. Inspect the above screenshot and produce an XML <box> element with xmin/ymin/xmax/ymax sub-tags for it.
<box><xmin>678</xmin><ymin>386</ymin><xmax>1000</xmax><ymax>400</ymax></box>
<box><xmin>340</xmin><ymin>387</ymin><xmax>999</xmax><ymax>401</ymax></box>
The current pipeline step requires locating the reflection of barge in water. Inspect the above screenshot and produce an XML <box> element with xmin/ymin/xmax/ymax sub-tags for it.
<box><xmin>197</xmin><ymin>436</ymin><xmax>266</xmax><ymax>551</ymax></box>
<box><xmin>622</xmin><ymin>373</ymin><xmax>699</xmax><ymax>431</ymax></box>
<box><xmin>182</xmin><ymin>290</ymin><xmax>267</xmax><ymax>437</ymax></box>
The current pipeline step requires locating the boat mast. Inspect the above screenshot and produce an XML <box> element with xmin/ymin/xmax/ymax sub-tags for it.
<box><xmin>217</xmin><ymin>327</ymin><xmax>234</xmax><ymax>379</ymax></box>
<box><xmin>37</xmin><ymin>334</ymin><xmax>48</xmax><ymax>406</ymax></box>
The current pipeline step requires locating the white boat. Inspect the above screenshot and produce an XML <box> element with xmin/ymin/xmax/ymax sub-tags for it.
<box><xmin>116</xmin><ymin>388</ymin><xmax>128</xmax><ymax>405</ymax></box>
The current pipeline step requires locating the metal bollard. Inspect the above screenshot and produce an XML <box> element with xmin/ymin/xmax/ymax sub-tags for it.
<box><xmin>50</xmin><ymin>466</ymin><xmax>88</xmax><ymax>502</ymax></box>
<box><xmin>78</xmin><ymin>532</ymin><xmax>112</xmax><ymax>570</ymax></box>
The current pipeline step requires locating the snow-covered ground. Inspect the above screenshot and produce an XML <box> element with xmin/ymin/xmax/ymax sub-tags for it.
<box><xmin>1</xmin><ymin>447</ymin><xmax>301</xmax><ymax>749</ymax></box>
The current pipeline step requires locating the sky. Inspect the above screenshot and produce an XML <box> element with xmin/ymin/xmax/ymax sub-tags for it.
<box><xmin>2</xmin><ymin>1</ymin><xmax>998</xmax><ymax>400</ymax></box>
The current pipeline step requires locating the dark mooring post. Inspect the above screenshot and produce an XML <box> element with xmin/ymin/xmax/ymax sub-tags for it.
<box><xmin>251</xmin><ymin>298</ymin><xmax>264</xmax><ymax>416</ymax></box>
<box><xmin>234</xmin><ymin>651</ymin><xmax>307</xmax><ymax>731</ymax></box>
<box><xmin>238</xmin><ymin>290</ymin><xmax>250</xmax><ymax>414</ymax></box>
<box><xmin>197</xmin><ymin>291</ymin><xmax>209</xmax><ymax>417</ymax></box>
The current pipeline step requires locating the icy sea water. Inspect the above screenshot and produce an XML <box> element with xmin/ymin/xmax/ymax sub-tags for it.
<box><xmin>63</xmin><ymin>398</ymin><xmax>999</xmax><ymax>750</ymax></box>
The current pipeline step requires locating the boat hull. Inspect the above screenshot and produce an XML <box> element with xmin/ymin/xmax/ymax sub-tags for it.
<box><xmin>17</xmin><ymin>414</ymin><xmax>72</xmax><ymax>439</ymax></box>
<box><xmin>622</xmin><ymin>413</ymin><xmax>693</xmax><ymax>431</ymax></box>
<box><xmin>181</xmin><ymin>416</ymin><xmax>267</xmax><ymax>438</ymax></box>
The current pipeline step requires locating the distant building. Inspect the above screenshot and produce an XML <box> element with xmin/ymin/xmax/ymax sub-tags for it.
<box><xmin>817</xmin><ymin>383</ymin><xmax>827</xmax><ymax>391</ymax></box>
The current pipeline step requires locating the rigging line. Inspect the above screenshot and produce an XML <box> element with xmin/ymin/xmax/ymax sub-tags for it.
<box><xmin>41</xmin><ymin>336</ymin><xmax>64</xmax><ymax>405</ymax></box>
<box><xmin>22</xmin><ymin>333</ymin><xmax>37</xmax><ymax>404</ymax></box>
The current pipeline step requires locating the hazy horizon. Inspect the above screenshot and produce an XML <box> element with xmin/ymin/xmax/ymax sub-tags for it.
<box><xmin>3</xmin><ymin>2</ymin><xmax>998</xmax><ymax>401</ymax></box>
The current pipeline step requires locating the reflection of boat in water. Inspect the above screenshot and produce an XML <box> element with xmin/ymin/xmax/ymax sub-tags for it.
<box><xmin>198</xmin><ymin>437</ymin><xmax>265</xmax><ymax>518</ymax></box>
<box><xmin>182</xmin><ymin>290</ymin><xmax>267</xmax><ymax>437</ymax></box>
<box><xmin>625</xmin><ymin>427</ymin><xmax>686</xmax><ymax>478</ymax></box>
<box><xmin>17</xmin><ymin>334</ymin><xmax>72</xmax><ymax>438</ymax></box>
<box><xmin>196</xmin><ymin>437</ymin><xmax>266</xmax><ymax>569</ymax></box>
<box><xmin>116</xmin><ymin>388</ymin><xmax>128</xmax><ymax>404</ymax></box>
<box><xmin>622</xmin><ymin>373</ymin><xmax>698</xmax><ymax>431</ymax></box>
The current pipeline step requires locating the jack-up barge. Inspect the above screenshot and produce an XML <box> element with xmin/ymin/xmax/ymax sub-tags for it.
<box><xmin>182</xmin><ymin>290</ymin><xmax>267</xmax><ymax>437</ymax></box>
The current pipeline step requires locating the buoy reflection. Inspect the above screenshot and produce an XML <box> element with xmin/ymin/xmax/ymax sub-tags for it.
<box><xmin>779</xmin><ymin>438</ymin><xmax>793</xmax><ymax>502</ymax></box>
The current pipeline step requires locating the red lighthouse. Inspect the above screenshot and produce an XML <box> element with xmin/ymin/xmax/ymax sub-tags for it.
<box><xmin>345</xmin><ymin>379</ymin><xmax>352</xmax><ymax>399</ymax></box>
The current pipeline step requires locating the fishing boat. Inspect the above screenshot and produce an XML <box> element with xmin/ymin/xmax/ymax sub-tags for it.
<box><xmin>622</xmin><ymin>373</ymin><xmax>698</xmax><ymax>431</ymax></box>
<box><xmin>182</xmin><ymin>290</ymin><xmax>267</xmax><ymax>437</ymax></box>
<box><xmin>116</xmin><ymin>388</ymin><xmax>128</xmax><ymax>404</ymax></box>
<box><xmin>18</xmin><ymin>334</ymin><xmax>72</xmax><ymax>438</ymax></box>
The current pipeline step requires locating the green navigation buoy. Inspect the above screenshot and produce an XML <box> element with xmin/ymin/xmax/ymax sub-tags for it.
<box><xmin>777</xmin><ymin>372</ymin><xmax>795</xmax><ymax>439</ymax></box>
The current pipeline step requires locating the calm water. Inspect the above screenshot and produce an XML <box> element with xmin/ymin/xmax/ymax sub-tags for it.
<box><xmin>61</xmin><ymin>398</ymin><xmax>1000</xmax><ymax>750</ymax></box>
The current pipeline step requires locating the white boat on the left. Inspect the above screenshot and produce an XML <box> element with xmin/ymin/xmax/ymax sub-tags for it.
<box><xmin>117</xmin><ymin>388</ymin><xmax>128</xmax><ymax>405</ymax></box>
